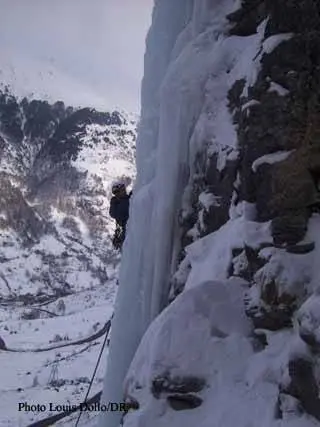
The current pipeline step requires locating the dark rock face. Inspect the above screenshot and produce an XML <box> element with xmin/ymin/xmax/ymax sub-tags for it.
<box><xmin>227</xmin><ymin>0</ymin><xmax>320</xmax><ymax>231</ymax></box>
<box><xmin>0</xmin><ymin>336</ymin><xmax>6</xmax><ymax>350</ymax></box>
<box><xmin>175</xmin><ymin>0</ymin><xmax>320</xmax><ymax>305</ymax></box>
<box><xmin>0</xmin><ymin>88</ymin><xmax>24</xmax><ymax>142</ymax></box>
<box><xmin>151</xmin><ymin>373</ymin><xmax>205</xmax><ymax>399</ymax></box>
<box><xmin>169</xmin><ymin>3</ymin><xmax>320</xmax><ymax>421</ymax></box>
<box><xmin>228</xmin><ymin>0</ymin><xmax>267</xmax><ymax>36</ymax></box>
<box><xmin>230</xmin><ymin>8</ymin><xmax>320</xmax><ymax>229</ymax></box>
<box><xmin>285</xmin><ymin>358</ymin><xmax>320</xmax><ymax>421</ymax></box>
<box><xmin>167</xmin><ymin>394</ymin><xmax>203</xmax><ymax>411</ymax></box>
<box><xmin>245</xmin><ymin>295</ymin><xmax>295</xmax><ymax>331</ymax></box>
<box><xmin>151</xmin><ymin>373</ymin><xmax>205</xmax><ymax>411</ymax></box>
<box><xmin>179</xmin><ymin>143</ymin><xmax>238</xmax><ymax>253</ymax></box>
<box><xmin>226</xmin><ymin>4</ymin><xmax>320</xmax><ymax>367</ymax></box>
<box><xmin>265</xmin><ymin>0</ymin><xmax>320</xmax><ymax>36</ymax></box>
<box><xmin>35</xmin><ymin>108</ymin><xmax>121</xmax><ymax>164</ymax></box>
<box><xmin>271</xmin><ymin>211</ymin><xmax>309</xmax><ymax>246</ymax></box>
<box><xmin>232</xmin><ymin>2</ymin><xmax>320</xmax><ymax>420</ymax></box>
<box><xmin>285</xmin><ymin>242</ymin><xmax>315</xmax><ymax>254</ymax></box>
<box><xmin>0</xmin><ymin>173</ymin><xmax>46</xmax><ymax>244</ymax></box>
<box><xmin>22</xmin><ymin>98</ymin><xmax>63</xmax><ymax>142</ymax></box>
<box><xmin>201</xmin><ymin>149</ymin><xmax>239</xmax><ymax>234</ymax></box>
<box><xmin>28</xmin><ymin>108</ymin><xmax>123</xmax><ymax>194</ymax></box>
<box><xmin>229</xmin><ymin>245</ymin><xmax>266</xmax><ymax>282</ymax></box>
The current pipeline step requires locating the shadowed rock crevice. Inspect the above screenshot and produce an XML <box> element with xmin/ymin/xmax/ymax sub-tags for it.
<box><xmin>151</xmin><ymin>374</ymin><xmax>205</xmax><ymax>411</ymax></box>
<box><xmin>167</xmin><ymin>394</ymin><xmax>203</xmax><ymax>411</ymax></box>
<box><xmin>283</xmin><ymin>358</ymin><xmax>320</xmax><ymax>421</ymax></box>
<box><xmin>151</xmin><ymin>373</ymin><xmax>206</xmax><ymax>399</ymax></box>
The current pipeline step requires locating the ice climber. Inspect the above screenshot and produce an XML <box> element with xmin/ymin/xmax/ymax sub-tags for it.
<box><xmin>109</xmin><ymin>181</ymin><xmax>132</xmax><ymax>250</ymax></box>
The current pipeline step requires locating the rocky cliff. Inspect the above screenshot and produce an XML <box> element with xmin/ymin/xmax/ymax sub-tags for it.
<box><xmin>101</xmin><ymin>1</ymin><xmax>320</xmax><ymax>427</ymax></box>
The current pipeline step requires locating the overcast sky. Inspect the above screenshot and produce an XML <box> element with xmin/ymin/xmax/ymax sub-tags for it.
<box><xmin>0</xmin><ymin>0</ymin><xmax>153</xmax><ymax>112</ymax></box>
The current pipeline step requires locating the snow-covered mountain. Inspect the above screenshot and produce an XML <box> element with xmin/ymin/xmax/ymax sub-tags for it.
<box><xmin>100</xmin><ymin>1</ymin><xmax>320</xmax><ymax>427</ymax></box>
<box><xmin>0</xmin><ymin>87</ymin><xmax>136</xmax><ymax>426</ymax></box>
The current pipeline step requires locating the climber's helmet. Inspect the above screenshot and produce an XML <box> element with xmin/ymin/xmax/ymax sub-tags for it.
<box><xmin>112</xmin><ymin>181</ymin><xmax>126</xmax><ymax>195</ymax></box>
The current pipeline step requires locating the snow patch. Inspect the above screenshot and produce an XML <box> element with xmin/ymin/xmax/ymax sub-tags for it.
<box><xmin>185</xmin><ymin>217</ymin><xmax>272</xmax><ymax>290</ymax></box>
<box><xmin>36</xmin><ymin>235</ymin><xmax>65</xmax><ymax>256</ymax></box>
<box><xmin>252</xmin><ymin>151</ymin><xmax>294</xmax><ymax>172</ymax></box>
<box><xmin>268</xmin><ymin>81</ymin><xmax>290</xmax><ymax>96</ymax></box>
<box><xmin>262</xmin><ymin>33</ymin><xmax>293</xmax><ymax>54</ymax></box>
<box><xmin>241</xmin><ymin>99</ymin><xmax>260</xmax><ymax>111</ymax></box>
<box><xmin>198</xmin><ymin>191</ymin><xmax>221</xmax><ymax>210</ymax></box>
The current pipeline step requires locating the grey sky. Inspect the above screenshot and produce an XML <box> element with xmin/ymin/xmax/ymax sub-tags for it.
<box><xmin>0</xmin><ymin>0</ymin><xmax>153</xmax><ymax>112</ymax></box>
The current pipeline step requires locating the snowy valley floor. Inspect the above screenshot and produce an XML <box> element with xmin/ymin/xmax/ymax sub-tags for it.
<box><xmin>0</xmin><ymin>271</ymin><xmax>118</xmax><ymax>427</ymax></box>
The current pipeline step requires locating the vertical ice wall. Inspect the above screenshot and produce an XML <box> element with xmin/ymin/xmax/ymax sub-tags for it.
<box><xmin>100</xmin><ymin>0</ymin><xmax>320</xmax><ymax>426</ymax></box>
<box><xmin>99</xmin><ymin>0</ymin><xmax>258</xmax><ymax>425</ymax></box>
<box><xmin>99</xmin><ymin>1</ymin><xmax>192</xmax><ymax>426</ymax></box>
<box><xmin>99</xmin><ymin>1</ymin><xmax>247</xmax><ymax>426</ymax></box>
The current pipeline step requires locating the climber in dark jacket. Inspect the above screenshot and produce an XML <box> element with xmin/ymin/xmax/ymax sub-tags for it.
<box><xmin>109</xmin><ymin>182</ymin><xmax>132</xmax><ymax>249</ymax></box>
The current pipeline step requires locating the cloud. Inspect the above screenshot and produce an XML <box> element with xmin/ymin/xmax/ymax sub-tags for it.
<box><xmin>0</xmin><ymin>0</ymin><xmax>153</xmax><ymax>112</ymax></box>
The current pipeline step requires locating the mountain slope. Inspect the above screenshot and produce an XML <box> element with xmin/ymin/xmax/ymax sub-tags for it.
<box><xmin>100</xmin><ymin>1</ymin><xmax>320</xmax><ymax>427</ymax></box>
<box><xmin>0</xmin><ymin>88</ymin><xmax>136</xmax><ymax>426</ymax></box>
<box><xmin>0</xmin><ymin>88</ymin><xmax>136</xmax><ymax>297</ymax></box>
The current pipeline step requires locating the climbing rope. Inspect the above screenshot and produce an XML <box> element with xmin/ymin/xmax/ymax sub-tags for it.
<box><xmin>74</xmin><ymin>316</ymin><xmax>112</xmax><ymax>427</ymax></box>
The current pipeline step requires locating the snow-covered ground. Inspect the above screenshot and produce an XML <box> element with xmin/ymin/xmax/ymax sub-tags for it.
<box><xmin>0</xmin><ymin>281</ymin><xmax>115</xmax><ymax>427</ymax></box>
